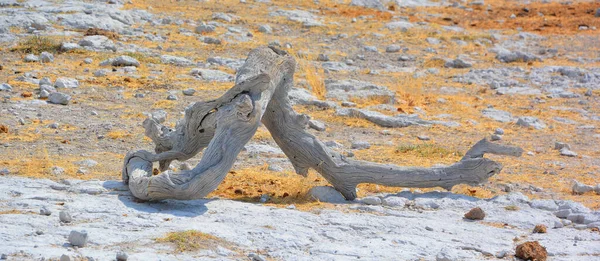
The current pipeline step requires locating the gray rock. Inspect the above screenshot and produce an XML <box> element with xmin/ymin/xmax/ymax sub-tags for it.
<box><xmin>426</xmin><ymin>37</ymin><xmax>441</xmax><ymax>45</ymax></box>
<box><xmin>24</xmin><ymin>54</ymin><xmax>39</xmax><ymax>62</ymax></box>
<box><xmin>203</xmin><ymin>37</ymin><xmax>222</xmax><ymax>45</ymax></box>
<box><xmin>308</xmin><ymin>120</ymin><xmax>326</xmax><ymax>131</ymax></box>
<box><xmin>102</xmin><ymin>56</ymin><xmax>140</xmax><ymax>67</ymax></box>
<box><xmin>572</xmin><ymin>181</ymin><xmax>594</xmax><ymax>194</ymax></box>
<box><xmin>40</xmin><ymin>206</ymin><xmax>52</xmax><ymax>216</ymax></box>
<box><xmin>554</xmin><ymin>142</ymin><xmax>571</xmax><ymax>150</ymax></box>
<box><xmin>54</xmin><ymin>78</ymin><xmax>79</xmax><ymax>88</ymax></box>
<box><xmin>417</xmin><ymin>135</ymin><xmax>431</xmax><ymax>141</ymax></box>
<box><xmin>385</xmin><ymin>21</ymin><xmax>414</xmax><ymax>31</ymax></box>
<box><xmin>75</xmin><ymin>159</ymin><xmax>98</xmax><ymax>167</ymax></box>
<box><xmin>39</xmin><ymin>90</ymin><xmax>50</xmax><ymax>98</ymax></box>
<box><xmin>445</xmin><ymin>58</ymin><xmax>472</xmax><ymax>69</ymax></box>
<box><xmin>182</xmin><ymin>88</ymin><xmax>196</xmax><ymax>96</ymax></box>
<box><xmin>386</xmin><ymin>45</ymin><xmax>401</xmax><ymax>53</ymax></box>
<box><xmin>0</xmin><ymin>83</ymin><xmax>12</xmax><ymax>91</ymax></box>
<box><xmin>317</xmin><ymin>53</ymin><xmax>329</xmax><ymax>62</ymax></box>
<box><xmin>258</xmin><ymin>24</ymin><xmax>272</xmax><ymax>34</ymax></box>
<box><xmin>40</xmin><ymin>52</ymin><xmax>54</xmax><ymax>63</ymax></box>
<box><xmin>482</xmin><ymin>108</ymin><xmax>513</xmax><ymax>122</ymax></box>
<box><xmin>267</xmin><ymin>165</ymin><xmax>283</xmax><ymax>172</ymax></box>
<box><xmin>83</xmin><ymin>58</ymin><xmax>93</xmax><ymax>64</ymax></box>
<box><xmin>516</xmin><ymin>116</ymin><xmax>546</xmax><ymax>130</ymax></box>
<box><xmin>530</xmin><ymin>199</ymin><xmax>558</xmax><ymax>211</ymax></box>
<box><xmin>166</xmin><ymin>94</ymin><xmax>178</xmax><ymax>100</ymax></box>
<box><xmin>116</xmin><ymin>251</ymin><xmax>128</xmax><ymax>261</ymax></box>
<box><xmin>560</xmin><ymin>148</ymin><xmax>577</xmax><ymax>157</ymax></box>
<box><xmin>94</xmin><ymin>69</ymin><xmax>108</xmax><ymax>77</ymax></box>
<box><xmin>350</xmin><ymin>0</ymin><xmax>385</xmax><ymax>10</ymax></box>
<box><xmin>49</xmin><ymin>122</ymin><xmax>60</xmax><ymax>129</ymax></box>
<box><xmin>0</xmin><ymin>168</ymin><xmax>9</xmax><ymax>175</ymax></box>
<box><xmin>307</xmin><ymin>186</ymin><xmax>346</xmax><ymax>203</ymax></box>
<box><xmin>161</xmin><ymin>55</ymin><xmax>193</xmax><ymax>66</ymax></box>
<box><xmin>490</xmin><ymin>134</ymin><xmax>502</xmax><ymax>141</ymax></box>
<box><xmin>59</xmin><ymin>210</ymin><xmax>72</xmax><ymax>223</ymax></box>
<box><xmin>382</xmin><ymin>196</ymin><xmax>408</xmax><ymax>207</ymax></box>
<box><xmin>60</xmin><ymin>42</ymin><xmax>80</xmax><ymax>52</ymax></box>
<box><xmin>364</xmin><ymin>46</ymin><xmax>378</xmax><ymax>52</ymax></box>
<box><xmin>195</xmin><ymin>24</ymin><xmax>216</xmax><ymax>34</ymax></box>
<box><xmin>596</xmin><ymin>8</ymin><xmax>600</xmax><ymax>17</ymax></box>
<box><xmin>48</xmin><ymin>92</ymin><xmax>71</xmax><ymax>105</ymax></box>
<box><xmin>51</xmin><ymin>166</ymin><xmax>65</xmax><ymax>175</ymax></box>
<box><xmin>212</xmin><ymin>12</ymin><xmax>233</xmax><ymax>22</ymax></box>
<box><xmin>78</xmin><ymin>36</ymin><xmax>116</xmax><ymax>52</ymax></box>
<box><xmin>68</xmin><ymin>230</ymin><xmax>88</xmax><ymax>247</ymax></box>
<box><xmin>351</xmin><ymin>141</ymin><xmax>371</xmax><ymax>150</ymax></box>
<box><xmin>325</xmin><ymin>80</ymin><xmax>394</xmax><ymax>102</ymax></box>
<box><xmin>190</xmin><ymin>68</ymin><xmax>234</xmax><ymax>82</ymax></box>
<box><xmin>39</xmin><ymin>77</ymin><xmax>52</xmax><ymax>86</ymax></box>
<box><xmin>60</xmin><ymin>254</ymin><xmax>71</xmax><ymax>261</ymax></box>
<box><xmin>151</xmin><ymin>110</ymin><xmax>167</xmax><ymax>123</ymax></box>
<box><xmin>496</xmin><ymin>49</ymin><xmax>541</xmax><ymax>63</ymax></box>
<box><xmin>361</xmin><ymin>196</ymin><xmax>382</xmax><ymax>205</ymax></box>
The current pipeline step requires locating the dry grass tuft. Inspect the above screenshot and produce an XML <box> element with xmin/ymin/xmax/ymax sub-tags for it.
<box><xmin>396</xmin><ymin>143</ymin><xmax>462</xmax><ymax>158</ymax></box>
<box><xmin>106</xmin><ymin>130</ymin><xmax>132</xmax><ymax>140</ymax></box>
<box><xmin>84</xmin><ymin>28</ymin><xmax>120</xmax><ymax>40</ymax></box>
<box><xmin>11</xmin><ymin>35</ymin><xmax>62</xmax><ymax>54</ymax></box>
<box><xmin>156</xmin><ymin>230</ymin><xmax>232</xmax><ymax>252</ymax></box>
<box><xmin>302</xmin><ymin>63</ymin><xmax>326</xmax><ymax>99</ymax></box>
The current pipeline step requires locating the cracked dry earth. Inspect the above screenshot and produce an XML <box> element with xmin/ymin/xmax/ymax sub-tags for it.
<box><xmin>1</xmin><ymin>0</ymin><xmax>600</xmax><ymax>260</ymax></box>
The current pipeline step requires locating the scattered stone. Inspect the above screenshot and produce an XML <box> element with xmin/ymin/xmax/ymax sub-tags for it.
<box><xmin>68</xmin><ymin>230</ymin><xmax>88</xmax><ymax>247</ymax></box>
<box><xmin>533</xmin><ymin>224</ymin><xmax>547</xmax><ymax>233</ymax></box>
<box><xmin>61</xmin><ymin>43</ymin><xmax>81</xmax><ymax>52</ymax></box>
<box><xmin>417</xmin><ymin>135</ymin><xmax>430</xmax><ymax>141</ymax></box>
<box><xmin>445</xmin><ymin>58</ymin><xmax>472</xmax><ymax>69</ymax></box>
<box><xmin>102</xmin><ymin>56</ymin><xmax>140</xmax><ymax>67</ymax></box>
<box><xmin>161</xmin><ymin>55</ymin><xmax>193</xmax><ymax>67</ymax></box>
<box><xmin>78</xmin><ymin>35</ymin><xmax>116</xmax><ymax>52</ymax></box>
<box><xmin>51</xmin><ymin>166</ymin><xmax>65</xmax><ymax>175</ymax></box>
<box><xmin>24</xmin><ymin>54</ymin><xmax>39</xmax><ymax>62</ymax></box>
<box><xmin>267</xmin><ymin>165</ymin><xmax>283</xmax><ymax>172</ymax></box>
<box><xmin>40</xmin><ymin>206</ymin><xmax>52</xmax><ymax>216</ymax></box>
<box><xmin>386</xmin><ymin>45</ymin><xmax>401</xmax><ymax>53</ymax></box>
<box><xmin>364</xmin><ymin>45</ymin><xmax>378</xmax><ymax>52</ymax></box>
<box><xmin>596</xmin><ymin>8</ymin><xmax>600</xmax><ymax>17</ymax></box>
<box><xmin>308</xmin><ymin>120</ymin><xmax>326</xmax><ymax>131</ymax></box>
<box><xmin>350</xmin><ymin>0</ymin><xmax>385</xmax><ymax>10</ymax></box>
<box><xmin>40</xmin><ymin>52</ymin><xmax>54</xmax><ymax>63</ymax></box>
<box><xmin>48</xmin><ymin>92</ymin><xmax>71</xmax><ymax>105</ymax></box>
<box><xmin>530</xmin><ymin>199</ymin><xmax>558</xmax><ymax>211</ymax></box>
<box><xmin>572</xmin><ymin>181</ymin><xmax>594</xmax><ymax>194</ymax></box>
<box><xmin>351</xmin><ymin>141</ymin><xmax>371</xmax><ymax>150</ymax></box>
<box><xmin>190</xmin><ymin>68</ymin><xmax>234</xmax><ymax>82</ymax></box>
<box><xmin>490</xmin><ymin>134</ymin><xmax>502</xmax><ymax>141</ymax></box>
<box><xmin>203</xmin><ymin>37</ymin><xmax>222</xmax><ymax>45</ymax></box>
<box><xmin>516</xmin><ymin>117</ymin><xmax>546</xmax><ymax>130</ymax></box>
<box><xmin>515</xmin><ymin>241</ymin><xmax>547</xmax><ymax>261</ymax></box>
<box><xmin>464</xmin><ymin>207</ymin><xmax>485</xmax><ymax>220</ymax></box>
<box><xmin>60</xmin><ymin>254</ymin><xmax>71</xmax><ymax>261</ymax></box>
<box><xmin>49</xmin><ymin>122</ymin><xmax>60</xmax><ymax>129</ymax></box>
<box><xmin>83</xmin><ymin>58</ymin><xmax>93</xmax><ymax>64</ymax></box>
<box><xmin>559</xmin><ymin>148</ymin><xmax>577</xmax><ymax>157</ymax></box>
<box><xmin>382</xmin><ymin>196</ymin><xmax>408</xmax><ymax>207</ymax></box>
<box><xmin>166</xmin><ymin>94</ymin><xmax>178</xmax><ymax>101</ymax></box>
<box><xmin>317</xmin><ymin>53</ymin><xmax>329</xmax><ymax>62</ymax></box>
<box><xmin>195</xmin><ymin>24</ymin><xmax>216</xmax><ymax>34</ymax></box>
<box><xmin>0</xmin><ymin>83</ymin><xmax>12</xmax><ymax>92</ymax></box>
<box><xmin>496</xmin><ymin>50</ymin><xmax>541</xmax><ymax>63</ymax></box>
<box><xmin>54</xmin><ymin>78</ymin><xmax>79</xmax><ymax>89</ymax></box>
<box><xmin>385</xmin><ymin>21</ymin><xmax>414</xmax><ymax>32</ymax></box>
<box><xmin>94</xmin><ymin>69</ymin><xmax>108</xmax><ymax>77</ymax></box>
<box><xmin>307</xmin><ymin>186</ymin><xmax>346</xmax><ymax>203</ymax></box>
<box><xmin>248</xmin><ymin>253</ymin><xmax>266</xmax><ymax>261</ymax></box>
<box><xmin>182</xmin><ymin>88</ymin><xmax>195</xmax><ymax>96</ymax></box>
<box><xmin>482</xmin><ymin>108</ymin><xmax>513</xmax><ymax>123</ymax></box>
<box><xmin>554</xmin><ymin>142</ymin><xmax>571</xmax><ymax>150</ymax></box>
<box><xmin>361</xmin><ymin>196</ymin><xmax>382</xmax><ymax>205</ymax></box>
<box><xmin>115</xmin><ymin>251</ymin><xmax>128</xmax><ymax>261</ymax></box>
<box><xmin>59</xmin><ymin>210</ymin><xmax>72</xmax><ymax>223</ymax></box>
<box><xmin>259</xmin><ymin>194</ymin><xmax>269</xmax><ymax>203</ymax></box>
<box><xmin>258</xmin><ymin>25</ymin><xmax>272</xmax><ymax>34</ymax></box>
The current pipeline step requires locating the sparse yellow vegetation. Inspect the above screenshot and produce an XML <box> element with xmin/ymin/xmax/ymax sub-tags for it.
<box><xmin>156</xmin><ymin>230</ymin><xmax>231</xmax><ymax>252</ymax></box>
<box><xmin>11</xmin><ymin>35</ymin><xmax>62</xmax><ymax>54</ymax></box>
<box><xmin>106</xmin><ymin>130</ymin><xmax>132</xmax><ymax>140</ymax></box>
<box><xmin>396</xmin><ymin>144</ymin><xmax>462</xmax><ymax>158</ymax></box>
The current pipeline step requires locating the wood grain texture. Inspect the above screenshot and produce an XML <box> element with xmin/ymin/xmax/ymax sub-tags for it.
<box><xmin>123</xmin><ymin>46</ymin><xmax>523</xmax><ymax>201</ymax></box>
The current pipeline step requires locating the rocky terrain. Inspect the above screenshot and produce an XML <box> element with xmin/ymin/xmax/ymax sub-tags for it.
<box><xmin>1</xmin><ymin>0</ymin><xmax>600</xmax><ymax>260</ymax></box>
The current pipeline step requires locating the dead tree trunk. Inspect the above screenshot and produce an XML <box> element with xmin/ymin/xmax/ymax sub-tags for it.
<box><xmin>123</xmin><ymin>46</ymin><xmax>523</xmax><ymax>201</ymax></box>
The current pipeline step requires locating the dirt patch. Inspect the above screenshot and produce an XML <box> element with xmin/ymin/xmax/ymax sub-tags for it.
<box><xmin>422</xmin><ymin>2</ymin><xmax>600</xmax><ymax>35</ymax></box>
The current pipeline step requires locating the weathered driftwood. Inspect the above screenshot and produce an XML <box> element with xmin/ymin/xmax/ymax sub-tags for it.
<box><xmin>123</xmin><ymin>46</ymin><xmax>523</xmax><ymax>201</ymax></box>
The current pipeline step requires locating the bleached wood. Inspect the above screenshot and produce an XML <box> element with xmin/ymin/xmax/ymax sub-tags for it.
<box><xmin>123</xmin><ymin>46</ymin><xmax>522</xmax><ymax>201</ymax></box>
